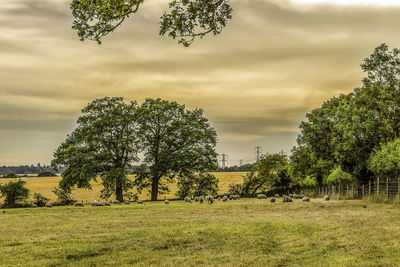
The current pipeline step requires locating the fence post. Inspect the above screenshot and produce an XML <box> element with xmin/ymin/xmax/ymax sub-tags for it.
<box><xmin>362</xmin><ymin>184</ymin><xmax>365</xmax><ymax>198</ymax></box>
<box><xmin>377</xmin><ymin>177</ymin><xmax>380</xmax><ymax>196</ymax></box>
<box><xmin>398</xmin><ymin>177</ymin><xmax>400</xmax><ymax>198</ymax></box>
<box><xmin>386</xmin><ymin>178</ymin><xmax>389</xmax><ymax>199</ymax></box>
<box><xmin>346</xmin><ymin>185</ymin><xmax>349</xmax><ymax>197</ymax></box>
<box><xmin>369</xmin><ymin>180</ymin><xmax>371</xmax><ymax>196</ymax></box>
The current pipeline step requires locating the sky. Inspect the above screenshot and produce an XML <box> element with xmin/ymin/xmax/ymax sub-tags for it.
<box><xmin>1</xmin><ymin>0</ymin><xmax>400</xmax><ymax>166</ymax></box>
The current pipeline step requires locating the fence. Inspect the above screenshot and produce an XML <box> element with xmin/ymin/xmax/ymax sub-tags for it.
<box><xmin>308</xmin><ymin>177</ymin><xmax>400</xmax><ymax>200</ymax></box>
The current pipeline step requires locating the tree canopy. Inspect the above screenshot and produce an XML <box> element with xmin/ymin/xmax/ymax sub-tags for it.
<box><xmin>71</xmin><ymin>0</ymin><xmax>233</xmax><ymax>46</ymax></box>
<box><xmin>52</xmin><ymin>97</ymin><xmax>140</xmax><ymax>202</ymax></box>
<box><xmin>0</xmin><ymin>179</ymin><xmax>30</xmax><ymax>208</ymax></box>
<box><xmin>369</xmin><ymin>138</ymin><xmax>400</xmax><ymax>179</ymax></box>
<box><xmin>134</xmin><ymin>98</ymin><xmax>218</xmax><ymax>201</ymax></box>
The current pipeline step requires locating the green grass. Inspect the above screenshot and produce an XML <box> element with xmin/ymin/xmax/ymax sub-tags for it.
<box><xmin>1</xmin><ymin>198</ymin><xmax>400</xmax><ymax>266</ymax></box>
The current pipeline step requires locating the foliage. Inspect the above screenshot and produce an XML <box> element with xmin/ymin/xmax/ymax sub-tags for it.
<box><xmin>71</xmin><ymin>0</ymin><xmax>232</xmax><ymax>46</ymax></box>
<box><xmin>369</xmin><ymin>138</ymin><xmax>400</xmax><ymax>179</ymax></box>
<box><xmin>2</xmin><ymin>172</ymin><xmax>18</xmax><ymax>178</ymax></box>
<box><xmin>32</xmin><ymin>193</ymin><xmax>50</xmax><ymax>207</ymax></box>
<box><xmin>227</xmin><ymin>183</ymin><xmax>242</xmax><ymax>195</ymax></box>
<box><xmin>52</xmin><ymin>187</ymin><xmax>76</xmax><ymax>205</ymax></box>
<box><xmin>176</xmin><ymin>172</ymin><xmax>219</xmax><ymax>199</ymax></box>
<box><xmin>297</xmin><ymin>44</ymin><xmax>400</xmax><ymax>184</ymax></box>
<box><xmin>37</xmin><ymin>171</ymin><xmax>57</xmax><ymax>177</ymax></box>
<box><xmin>0</xmin><ymin>179</ymin><xmax>30</xmax><ymax>208</ymax></box>
<box><xmin>325</xmin><ymin>166</ymin><xmax>354</xmax><ymax>186</ymax></box>
<box><xmin>134</xmin><ymin>98</ymin><xmax>218</xmax><ymax>201</ymax></box>
<box><xmin>52</xmin><ymin>97</ymin><xmax>139</xmax><ymax>202</ymax></box>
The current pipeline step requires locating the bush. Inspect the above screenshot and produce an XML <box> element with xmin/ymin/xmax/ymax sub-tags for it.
<box><xmin>32</xmin><ymin>193</ymin><xmax>50</xmax><ymax>207</ymax></box>
<box><xmin>0</xmin><ymin>179</ymin><xmax>30</xmax><ymax>208</ymax></box>
<box><xmin>176</xmin><ymin>172</ymin><xmax>219</xmax><ymax>199</ymax></box>
<box><xmin>52</xmin><ymin>187</ymin><xmax>75</xmax><ymax>205</ymax></box>
<box><xmin>325</xmin><ymin>166</ymin><xmax>354</xmax><ymax>186</ymax></box>
<box><xmin>37</xmin><ymin>171</ymin><xmax>57</xmax><ymax>177</ymax></box>
<box><xmin>2</xmin><ymin>172</ymin><xmax>18</xmax><ymax>178</ymax></box>
<box><xmin>228</xmin><ymin>183</ymin><xmax>242</xmax><ymax>196</ymax></box>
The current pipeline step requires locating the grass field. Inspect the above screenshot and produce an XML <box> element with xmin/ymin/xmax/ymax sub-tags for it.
<box><xmin>1</xmin><ymin>198</ymin><xmax>400</xmax><ymax>266</ymax></box>
<box><xmin>0</xmin><ymin>172</ymin><xmax>246</xmax><ymax>202</ymax></box>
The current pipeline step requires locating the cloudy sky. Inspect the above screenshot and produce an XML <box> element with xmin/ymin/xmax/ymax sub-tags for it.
<box><xmin>1</xmin><ymin>0</ymin><xmax>400</xmax><ymax>166</ymax></box>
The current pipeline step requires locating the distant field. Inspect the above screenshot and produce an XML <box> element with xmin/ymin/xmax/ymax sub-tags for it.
<box><xmin>0</xmin><ymin>172</ymin><xmax>246</xmax><ymax>202</ymax></box>
<box><xmin>1</xmin><ymin>199</ymin><xmax>400</xmax><ymax>266</ymax></box>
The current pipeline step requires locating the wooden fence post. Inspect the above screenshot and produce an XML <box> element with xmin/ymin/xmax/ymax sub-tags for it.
<box><xmin>377</xmin><ymin>177</ymin><xmax>380</xmax><ymax>196</ymax></box>
<box><xmin>362</xmin><ymin>184</ymin><xmax>365</xmax><ymax>198</ymax></box>
<box><xmin>369</xmin><ymin>180</ymin><xmax>371</xmax><ymax>196</ymax></box>
<box><xmin>398</xmin><ymin>178</ymin><xmax>400</xmax><ymax>198</ymax></box>
<box><xmin>386</xmin><ymin>178</ymin><xmax>389</xmax><ymax>199</ymax></box>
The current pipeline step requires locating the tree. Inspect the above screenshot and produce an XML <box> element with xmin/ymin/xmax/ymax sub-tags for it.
<box><xmin>176</xmin><ymin>172</ymin><xmax>219</xmax><ymax>199</ymax></box>
<box><xmin>52</xmin><ymin>187</ymin><xmax>76</xmax><ymax>205</ymax></box>
<box><xmin>37</xmin><ymin>171</ymin><xmax>57</xmax><ymax>177</ymax></box>
<box><xmin>134</xmin><ymin>98</ymin><xmax>218</xmax><ymax>201</ymax></box>
<box><xmin>2</xmin><ymin>172</ymin><xmax>18</xmax><ymax>178</ymax></box>
<box><xmin>0</xmin><ymin>179</ymin><xmax>30</xmax><ymax>208</ymax></box>
<box><xmin>52</xmin><ymin>97</ymin><xmax>140</xmax><ymax>202</ymax></box>
<box><xmin>71</xmin><ymin>0</ymin><xmax>233</xmax><ymax>46</ymax></box>
<box><xmin>369</xmin><ymin>138</ymin><xmax>400</xmax><ymax>179</ymax></box>
<box><xmin>325</xmin><ymin>166</ymin><xmax>354</xmax><ymax>186</ymax></box>
<box><xmin>32</xmin><ymin>193</ymin><xmax>50</xmax><ymax>207</ymax></box>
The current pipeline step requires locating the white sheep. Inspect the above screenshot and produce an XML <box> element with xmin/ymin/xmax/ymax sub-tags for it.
<box><xmin>164</xmin><ymin>199</ymin><xmax>170</xmax><ymax>204</ymax></box>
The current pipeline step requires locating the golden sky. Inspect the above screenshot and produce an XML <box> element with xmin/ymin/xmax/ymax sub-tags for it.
<box><xmin>1</xmin><ymin>0</ymin><xmax>400</xmax><ymax>166</ymax></box>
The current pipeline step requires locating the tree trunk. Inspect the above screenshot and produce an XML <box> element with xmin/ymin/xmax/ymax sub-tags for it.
<box><xmin>116</xmin><ymin>183</ymin><xmax>124</xmax><ymax>202</ymax></box>
<box><xmin>151</xmin><ymin>177</ymin><xmax>160</xmax><ymax>201</ymax></box>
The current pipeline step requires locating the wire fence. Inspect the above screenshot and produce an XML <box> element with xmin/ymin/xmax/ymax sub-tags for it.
<box><xmin>300</xmin><ymin>178</ymin><xmax>400</xmax><ymax>200</ymax></box>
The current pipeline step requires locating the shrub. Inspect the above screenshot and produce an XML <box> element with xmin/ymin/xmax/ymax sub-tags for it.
<box><xmin>228</xmin><ymin>183</ymin><xmax>242</xmax><ymax>196</ymax></box>
<box><xmin>32</xmin><ymin>193</ymin><xmax>50</xmax><ymax>207</ymax></box>
<box><xmin>176</xmin><ymin>172</ymin><xmax>219</xmax><ymax>199</ymax></box>
<box><xmin>37</xmin><ymin>171</ymin><xmax>57</xmax><ymax>177</ymax></box>
<box><xmin>52</xmin><ymin>187</ymin><xmax>75</xmax><ymax>205</ymax></box>
<box><xmin>0</xmin><ymin>179</ymin><xmax>30</xmax><ymax>208</ymax></box>
<box><xmin>2</xmin><ymin>172</ymin><xmax>18</xmax><ymax>178</ymax></box>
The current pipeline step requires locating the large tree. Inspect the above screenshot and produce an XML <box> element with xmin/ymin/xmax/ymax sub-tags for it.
<box><xmin>52</xmin><ymin>97</ymin><xmax>140</xmax><ymax>202</ymax></box>
<box><xmin>134</xmin><ymin>98</ymin><xmax>218</xmax><ymax>201</ymax></box>
<box><xmin>71</xmin><ymin>0</ymin><xmax>233</xmax><ymax>46</ymax></box>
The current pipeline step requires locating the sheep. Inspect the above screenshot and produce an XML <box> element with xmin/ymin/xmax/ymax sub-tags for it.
<box><xmin>324</xmin><ymin>195</ymin><xmax>330</xmax><ymax>201</ymax></box>
<box><xmin>31</xmin><ymin>204</ymin><xmax>37</xmax><ymax>208</ymax></box>
<box><xmin>124</xmin><ymin>201</ymin><xmax>130</xmax><ymax>205</ymax></box>
<box><xmin>113</xmin><ymin>200</ymin><xmax>121</xmax><ymax>205</ymax></box>
<box><xmin>164</xmin><ymin>199</ymin><xmax>170</xmax><ymax>204</ymax></box>
<box><xmin>269</xmin><ymin>197</ymin><xmax>276</xmax><ymax>203</ymax></box>
<box><xmin>257</xmin><ymin>194</ymin><xmax>267</xmax><ymax>199</ymax></box>
<box><xmin>75</xmin><ymin>203</ymin><xmax>84</xmax><ymax>207</ymax></box>
<box><xmin>302</xmin><ymin>196</ymin><xmax>310</xmax><ymax>202</ymax></box>
<box><xmin>282</xmin><ymin>196</ymin><xmax>293</xmax><ymax>203</ymax></box>
<box><xmin>45</xmin><ymin>203</ymin><xmax>53</xmax><ymax>208</ymax></box>
<box><xmin>137</xmin><ymin>200</ymin><xmax>144</xmax><ymax>204</ymax></box>
<box><xmin>275</xmin><ymin>194</ymin><xmax>280</xmax><ymax>198</ymax></box>
<box><xmin>206</xmin><ymin>196</ymin><xmax>215</xmax><ymax>204</ymax></box>
<box><xmin>230</xmin><ymin>195</ymin><xmax>240</xmax><ymax>200</ymax></box>
<box><xmin>92</xmin><ymin>200</ymin><xmax>98</xmax><ymax>206</ymax></box>
<box><xmin>199</xmin><ymin>196</ymin><xmax>205</xmax><ymax>204</ymax></box>
<box><xmin>104</xmin><ymin>202</ymin><xmax>111</xmax><ymax>206</ymax></box>
<box><xmin>184</xmin><ymin>196</ymin><xmax>192</xmax><ymax>204</ymax></box>
<box><xmin>218</xmin><ymin>197</ymin><xmax>222</xmax><ymax>201</ymax></box>
<box><xmin>194</xmin><ymin>197</ymin><xmax>199</xmax><ymax>202</ymax></box>
<box><xmin>222</xmin><ymin>196</ymin><xmax>229</xmax><ymax>202</ymax></box>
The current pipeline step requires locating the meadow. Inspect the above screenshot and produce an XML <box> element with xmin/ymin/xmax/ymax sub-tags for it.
<box><xmin>2</xmin><ymin>198</ymin><xmax>400</xmax><ymax>266</ymax></box>
<box><xmin>0</xmin><ymin>172</ymin><xmax>246</xmax><ymax>202</ymax></box>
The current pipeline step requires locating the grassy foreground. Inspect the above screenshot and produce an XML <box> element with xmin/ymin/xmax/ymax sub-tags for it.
<box><xmin>0</xmin><ymin>172</ymin><xmax>245</xmax><ymax>202</ymax></box>
<box><xmin>2</xmin><ymin>198</ymin><xmax>400</xmax><ymax>266</ymax></box>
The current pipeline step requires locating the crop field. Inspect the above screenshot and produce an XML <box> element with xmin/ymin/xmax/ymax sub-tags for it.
<box><xmin>0</xmin><ymin>172</ymin><xmax>246</xmax><ymax>202</ymax></box>
<box><xmin>2</xmin><ymin>198</ymin><xmax>400</xmax><ymax>266</ymax></box>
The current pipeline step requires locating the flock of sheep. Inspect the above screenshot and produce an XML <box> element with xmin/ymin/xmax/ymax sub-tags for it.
<box><xmin>71</xmin><ymin>194</ymin><xmax>331</xmax><ymax>207</ymax></box>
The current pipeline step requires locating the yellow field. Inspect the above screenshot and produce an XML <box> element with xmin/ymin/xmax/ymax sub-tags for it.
<box><xmin>0</xmin><ymin>172</ymin><xmax>246</xmax><ymax>202</ymax></box>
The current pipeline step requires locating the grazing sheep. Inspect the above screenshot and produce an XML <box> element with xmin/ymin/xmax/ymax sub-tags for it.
<box><xmin>164</xmin><ymin>199</ymin><xmax>170</xmax><ymax>204</ymax></box>
<box><xmin>184</xmin><ymin>197</ymin><xmax>192</xmax><ymax>204</ymax></box>
<box><xmin>194</xmin><ymin>197</ymin><xmax>199</xmax><ymax>202</ymax></box>
<box><xmin>324</xmin><ymin>195</ymin><xmax>330</xmax><ymax>201</ymax></box>
<box><xmin>269</xmin><ymin>197</ymin><xmax>276</xmax><ymax>203</ymax></box>
<box><xmin>113</xmin><ymin>200</ymin><xmax>120</xmax><ymax>205</ymax></box>
<box><xmin>31</xmin><ymin>204</ymin><xmax>37</xmax><ymax>208</ymax></box>
<box><xmin>289</xmin><ymin>194</ymin><xmax>294</xmax><ymax>199</ymax></box>
<box><xmin>45</xmin><ymin>204</ymin><xmax>53</xmax><ymax>208</ymax></box>
<box><xmin>92</xmin><ymin>200</ymin><xmax>98</xmax><ymax>206</ymax></box>
<box><xmin>75</xmin><ymin>203</ymin><xmax>84</xmax><ymax>207</ymax></box>
<box><xmin>302</xmin><ymin>197</ymin><xmax>310</xmax><ymax>202</ymax></box>
<box><xmin>257</xmin><ymin>194</ymin><xmax>267</xmax><ymax>199</ymax></box>
<box><xmin>137</xmin><ymin>200</ymin><xmax>144</xmax><ymax>204</ymax></box>
<box><xmin>222</xmin><ymin>196</ymin><xmax>229</xmax><ymax>202</ymax></box>
<box><xmin>206</xmin><ymin>196</ymin><xmax>215</xmax><ymax>204</ymax></box>
<box><xmin>230</xmin><ymin>195</ymin><xmax>240</xmax><ymax>200</ymax></box>
<box><xmin>104</xmin><ymin>202</ymin><xmax>111</xmax><ymax>206</ymax></box>
<box><xmin>199</xmin><ymin>196</ymin><xmax>205</xmax><ymax>204</ymax></box>
<box><xmin>282</xmin><ymin>196</ymin><xmax>293</xmax><ymax>203</ymax></box>
<box><xmin>275</xmin><ymin>194</ymin><xmax>280</xmax><ymax>198</ymax></box>
<box><xmin>124</xmin><ymin>201</ymin><xmax>130</xmax><ymax>205</ymax></box>
<box><xmin>218</xmin><ymin>197</ymin><xmax>222</xmax><ymax>201</ymax></box>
